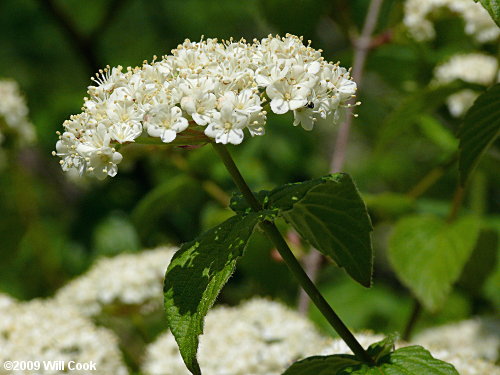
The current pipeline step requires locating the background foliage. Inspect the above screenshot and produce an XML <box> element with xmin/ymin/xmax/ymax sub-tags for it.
<box><xmin>0</xmin><ymin>0</ymin><xmax>498</xmax><ymax>341</ymax></box>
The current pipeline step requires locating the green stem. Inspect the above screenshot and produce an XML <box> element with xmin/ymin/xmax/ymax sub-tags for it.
<box><xmin>212</xmin><ymin>143</ymin><xmax>375</xmax><ymax>365</ymax></box>
<box><xmin>402</xmin><ymin>299</ymin><xmax>421</xmax><ymax>341</ymax></box>
<box><xmin>406</xmin><ymin>154</ymin><xmax>457</xmax><ymax>200</ymax></box>
<box><xmin>447</xmin><ymin>185</ymin><xmax>465</xmax><ymax>223</ymax></box>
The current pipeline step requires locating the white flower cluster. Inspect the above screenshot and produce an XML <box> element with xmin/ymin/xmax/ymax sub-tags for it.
<box><xmin>431</xmin><ymin>349</ymin><xmax>500</xmax><ymax>375</ymax></box>
<box><xmin>54</xmin><ymin>34</ymin><xmax>357</xmax><ymax>179</ymax></box>
<box><xmin>55</xmin><ymin>246</ymin><xmax>176</xmax><ymax>316</ymax></box>
<box><xmin>319</xmin><ymin>332</ymin><xmax>385</xmax><ymax>356</ymax></box>
<box><xmin>0</xmin><ymin>299</ymin><xmax>128</xmax><ymax>375</ymax></box>
<box><xmin>413</xmin><ymin>318</ymin><xmax>500</xmax><ymax>362</ymax></box>
<box><xmin>434</xmin><ymin>53</ymin><xmax>499</xmax><ymax>87</ymax></box>
<box><xmin>0</xmin><ymin>292</ymin><xmax>16</xmax><ymax>310</ymax></box>
<box><xmin>404</xmin><ymin>0</ymin><xmax>500</xmax><ymax>43</ymax></box>
<box><xmin>433</xmin><ymin>53</ymin><xmax>499</xmax><ymax>116</ymax></box>
<box><xmin>142</xmin><ymin>298</ymin><xmax>330</xmax><ymax>375</ymax></box>
<box><xmin>0</xmin><ymin>80</ymin><xmax>36</xmax><ymax>149</ymax></box>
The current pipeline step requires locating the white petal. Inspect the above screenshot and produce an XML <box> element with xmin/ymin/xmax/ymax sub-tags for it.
<box><xmin>266</xmin><ymin>83</ymin><xmax>284</xmax><ymax>100</ymax></box>
<box><xmin>161</xmin><ymin>129</ymin><xmax>177</xmax><ymax>143</ymax></box>
<box><xmin>218</xmin><ymin>129</ymin><xmax>244</xmax><ymax>145</ymax></box>
<box><xmin>307</xmin><ymin>61</ymin><xmax>321</xmax><ymax>74</ymax></box>
<box><xmin>192</xmin><ymin>113</ymin><xmax>210</xmax><ymax>126</ymax></box>
<box><xmin>147</xmin><ymin>126</ymin><xmax>163</xmax><ymax>139</ymax></box>
<box><xmin>112</xmin><ymin>151</ymin><xmax>123</xmax><ymax>164</ymax></box>
<box><xmin>270</xmin><ymin>98</ymin><xmax>289</xmax><ymax>114</ymax></box>
<box><xmin>289</xmin><ymin>98</ymin><xmax>308</xmax><ymax>111</ymax></box>
<box><xmin>180</xmin><ymin>97</ymin><xmax>197</xmax><ymax>114</ymax></box>
<box><xmin>204</xmin><ymin>123</ymin><xmax>219</xmax><ymax>139</ymax></box>
<box><xmin>172</xmin><ymin>117</ymin><xmax>189</xmax><ymax>132</ymax></box>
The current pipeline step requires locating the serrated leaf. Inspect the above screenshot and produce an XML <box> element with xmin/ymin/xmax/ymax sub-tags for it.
<box><xmin>282</xmin><ymin>345</ymin><xmax>458</xmax><ymax>375</ymax></box>
<box><xmin>164</xmin><ymin>212</ymin><xmax>263</xmax><ymax>375</ymax></box>
<box><xmin>228</xmin><ymin>174</ymin><xmax>373</xmax><ymax>286</ymax></box>
<box><xmin>388</xmin><ymin>215</ymin><xmax>480</xmax><ymax>311</ymax></box>
<box><xmin>474</xmin><ymin>0</ymin><xmax>500</xmax><ymax>26</ymax></box>
<box><xmin>458</xmin><ymin>84</ymin><xmax>500</xmax><ymax>184</ymax></box>
<box><xmin>269</xmin><ymin>174</ymin><xmax>373</xmax><ymax>287</ymax></box>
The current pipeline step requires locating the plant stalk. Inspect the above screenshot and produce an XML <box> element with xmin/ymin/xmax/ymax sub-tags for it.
<box><xmin>212</xmin><ymin>143</ymin><xmax>375</xmax><ymax>364</ymax></box>
<box><xmin>300</xmin><ymin>0</ymin><xmax>385</xmax><ymax>315</ymax></box>
<box><xmin>402</xmin><ymin>299</ymin><xmax>422</xmax><ymax>341</ymax></box>
<box><xmin>447</xmin><ymin>185</ymin><xmax>466</xmax><ymax>223</ymax></box>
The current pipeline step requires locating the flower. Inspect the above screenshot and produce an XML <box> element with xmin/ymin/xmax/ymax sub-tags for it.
<box><xmin>143</xmin><ymin>298</ymin><xmax>500</xmax><ymax>375</ymax></box>
<box><xmin>205</xmin><ymin>101</ymin><xmax>248</xmax><ymax>144</ymax></box>
<box><xmin>55</xmin><ymin>246</ymin><xmax>177</xmax><ymax>316</ymax></box>
<box><xmin>0</xmin><ymin>79</ymin><xmax>36</xmax><ymax>148</ymax></box>
<box><xmin>413</xmin><ymin>318</ymin><xmax>500</xmax><ymax>362</ymax></box>
<box><xmin>0</xmin><ymin>293</ymin><xmax>16</xmax><ymax>310</ymax></box>
<box><xmin>434</xmin><ymin>53</ymin><xmax>499</xmax><ymax>87</ymax></box>
<box><xmin>0</xmin><ymin>299</ymin><xmax>128</xmax><ymax>375</ymax></box>
<box><xmin>145</xmin><ymin>104</ymin><xmax>189</xmax><ymax>143</ymax></box>
<box><xmin>319</xmin><ymin>332</ymin><xmax>385</xmax><ymax>356</ymax></box>
<box><xmin>54</xmin><ymin>34</ymin><xmax>356</xmax><ymax>179</ymax></box>
<box><xmin>428</xmin><ymin>350</ymin><xmax>500</xmax><ymax>375</ymax></box>
<box><xmin>142</xmin><ymin>298</ymin><xmax>329</xmax><ymax>375</ymax></box>
<box><xmin>404</xmin><ymin>0</ymin><xmax>500</xmax><ymax>43</ymax></box>
<box><xmin>433</xmin><ymin>53</ymin><xmax>499</xmax><ymax>117</ymax></box>
<box><xmin>446</xmin><ymin>90</ymin><xmax>480</xmax><ymax>117</ymax></box>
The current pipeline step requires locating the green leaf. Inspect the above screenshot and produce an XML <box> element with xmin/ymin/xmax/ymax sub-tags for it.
<box><xmin>388</xmin><ymin>215</ymin><xmax>480</xmax><ymax>311</ymax></box>
<box><xmin>458</xmin><ymin>228</ymin><xmax>499</xmax><ymax>295</ymax></box>
<box><xmin>364</xmin><ymin>192</ymin><xmax>415</xmax><ymax>220</ymax></box>
<box><xmin>417</xmin><ymin>114</ymin><xmax>458</xmax><ymax>153</ymax></box>
<box><xmin>163</xmin><ymin>212</ymin><xmax>264</xmax><ymax>375</ymax></box>
<box><xmin>474</xmin><ymin>0</ymin><xmax>500</xmax><ymax>26</ymax></box>
<box><xmin>281</xmin><ymin>354</ymin><xmax>360</xmax><ymax>375</ymax></box>
<box><xmin>269</xmin><ymin>174</ymin><xmax>373</xmax><ymax>287</ymax></box>
<box><xmin>229</xmin><ymin>189</ymin><xmax>270</xmax><ymax>215</ymax></box>
<box><xmin>92</xmin><ymin>213</ymin><xmax>140</xmax><ymax>256</ymax></box>
<box><xmin>458</xmin><ymin>84</ymin><xmax>500</xmax><ymax>184</ymax></box>
<box><xmin>282</xmin><ymin>345</ymin><xmax>458</xmax><ymax>375</ymax></box>
<box><xmin>375</xmin><ymin>83</ymin><xmax>465</xmax><ymax>153</ymax></box>
<box><xmin>132</xmin><ymin>174</ymin><xmax>190</xmax><ymax>236</ymax></box>
<box><xmin>366</xmin><ymin>333</ymin><xmax>397</xmax><ymax>362</ymax></box>
<box><xmin>229</xmin><ymin>174</ymin><xmax>373</xmax><ymax>287</ymax></box>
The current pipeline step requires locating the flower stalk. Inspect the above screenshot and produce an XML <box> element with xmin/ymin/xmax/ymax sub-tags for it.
<box><xmin>212</xmin><ymin>143</ymin><xmax>375</xmax><ymax>365</ymax></box>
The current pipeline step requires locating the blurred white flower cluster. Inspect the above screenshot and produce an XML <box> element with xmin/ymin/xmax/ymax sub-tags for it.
<box><xmin>0</xmin><ymin>293</ymin><xmax>16</xmax><ymax>310</ymax></box>
<box><xmin>434</xmin><ymin>54</ymin><xmax>499</xmax><ymax>87</ymax></box>
<box><xmin>431</xmin><ymin>349</ymin><xmax>500</xmax><ymax>375</ymax></box>
<box><xmin>54</xmin><ymin>34</ymin><xmax>357</xmax><ymax>179</ymax></box>
<box><xmin>433</xmin><ymin>53</ymin><xmax>499</xmax><ymax>116</ymax></box>
<box><xmin>320</xmin><ymin>332</ymin><xmax>385</xmax><ymax>355</ymax></box>
<box><xmin>409</xmin><ymin>318</ymin><xmax>500</xmax><ymax>375</ymax></box>
<box><xmin>404</xmin><ymin>0</ymin><xmax>499</xmax><ymax>43</ymax></box>
<box><xmin>413</xmin><ymin>317</ymin><xmax>500</xmax><ymax>362</ymax></box>
<box><xmin>55</xmin><ymin>246</ymin><xmax>176</xmax><ymax>316</ymax></box>
<box><xmin>2</xmin><ymin>287</ymin><xmax>499</xmax><ymax>375</ymax></box>
<box><xmin>0</xmin><ymin>299</ymin><xmax>128</xmax><ymax>375</ymax></box>
<box><xmin>0</xmin><ymin>80</ymin><xmax>36</xmax><ymax>165</ymax></box>
<box><xmin>142</xmin><ymin>298</ymin><xmax>330</xmax><ymax>375</ymax></box>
